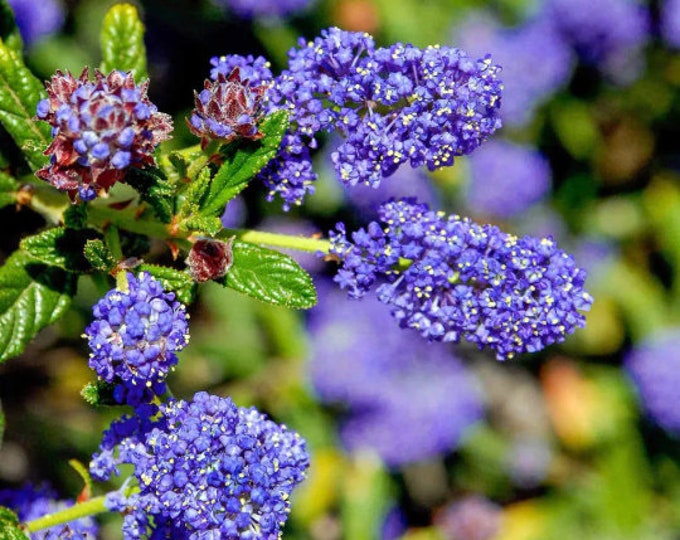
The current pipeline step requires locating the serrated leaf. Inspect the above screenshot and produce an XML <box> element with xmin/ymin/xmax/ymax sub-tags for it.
<box><xmin>0</xmin><ymin>507</ymin><xmax>29</xmax><ymax>540</ymax></box>
<box><xmin>125</xmin><ymin>167</ymin><xmax>174</xmax><ymax>223</ymax></box>
<box><xmin>178</xmin><ymin>166</ymin><xmax>212</xmax><ymax>212</ymax></box>
<box><xmin>83</xmin><ymin>239</ymin><xmax>117</xmax><ymax>272</ymax></box>
<box><xmin>100</xmin><ymin>3</ymin><xmax>147</xmax><ymax>82</ymax></box>
<box><xmin>220</xmin><ymin>240</ymin><xmax>316</xmax><ymax>309</ymax></box>
<box><xmin>0</xmin><ymin>0</ymin><xmax>23</xmax><ymax>52</ymax></box>
<box><xmin>139</xmin><ymin>264</ymin><xmax>196</xmax><ymax>305</ymax></box>
<box><xmin>200</xmin><ymin>111</ymin><xmax>288</xmax><ymax>216</ymax></box>
<box><xmin>20</xmin><ymin>227</ymin><xmax>101</xmax><ymax>273</ymax></box>
<box><xmin>179</xmin><ymin>214</ymin><xmax>223</xmax><ymax>236</ymax></box>
<box><xmin>0</xmin><ymin>251</ymin><xmax>77</xmax><ymax>364</ymax></box>
<box><xmin>0</xmin><ymin>40</ymin><xmax>51</xmax><ymax>170</ymax></box>
<box><xmin>63</xmin><ymin>204</ymin><xmax>88</xmax><ymax>229</ymax></box>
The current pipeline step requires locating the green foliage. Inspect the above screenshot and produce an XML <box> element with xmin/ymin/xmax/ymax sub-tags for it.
<box><xmin>20</xmin><ymin>227</ymin><xmax>102</xmax><ymax>273</ymax></box>
<box><xmin>0</xmin><ymin>171</ymin><xmax>18</xmax><ymax>210</ymax></box>
<box><xmin>99</xmin><ymin>3</ymin><xmax>147</xmax><ymax>81</ymax></box>
<box><xmin>175</xmin><ymin>168</ymin><xmax>223</xmax><ymax>235</ymax></box>
<box><xmin>139</xmin><ymin>263</ymin><xmax>197</xmax><ymax>305</ymax></box>
<box><xmin>0</xmin><ymin>40</ymin><xmax>51</xmax><ymax>170</ymax></box>
<box><xmin>124</xmin><ymin>166</ymin><xmax>174</xmax><ymax>223</ymax></box>
<box><xmin>80</xmin><ymin>380</ymin><xmax>118</xmax><ymax>407</ymax></box>
<box><xmin>220</xmin><ymin>240</ymin><xmax>317</xmax><ymax>309</ymax></box>
<box><xmin>200</xmin><ymin>111</ymin><xmax>288</xmax><ymax>216</ymax></box>
<box><xmin>0</xmin><ymin>0</ymin><xmax>23</xmax><ymax>53</ymax></box>
<box><xmin>62</xmin><ymin>204</ymin><xmax>88</xmax><ymax>230</ymax></box>
<box><xmin>0</xmin><ymin>251</ymin><xmax>77</xmax><ymax>364</ymax></box>
<box><xmin>83</xmin><ymin>239</ymin><xmax>117</xmax><ymax>273</ymax></box>
<box><xmin>0</xmin><ymin>507</ymin><xmax>29</xmax><ymax>540</ymax></box>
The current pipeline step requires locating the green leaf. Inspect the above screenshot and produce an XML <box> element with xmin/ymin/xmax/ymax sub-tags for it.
<box><xmin>139</xmin><ymin>264</ymin><xmax>196</xmax><ymax>305</ymax></box>
<box><xmin>200</xmin><ymin>111</ymin><xmax>288</xmax><ymax>216</ymax></box>
<box><xmin>0</xmin><ymin>507</ymin><xmax>29</xmax><ymax>540</ymax></box>
<box><xmin>20</xmin><ymin>227</ymin><xmax>102</xmax><ymax>273</ymax></box>
<box><xmin>220</xmin><ymin>240</ymin><xmax>316</xmax><ymax>309</ymax></box>
<box><xmin>179</xmin><ymin>214</ymin><xmax>223</xmax><ymax>236</ymax></box>
<box><xmin>83</xmin><ymin>239</ymin><xmax>117</xmax><ymax>273</ymax></box>
<box><xmin>0</xmin><ymin>251</ymin><xmax>77</xmax><ymax>364</ymax></box>
<box><xmin>63</xmin><ymin>204</ymin><xmax>88</xmax><ymax>230</ymax></box>
<box><xmin>0</xmin><ymin>40</ymin><xmax>51</xmax><ymax>170</ymax></box>
<box><xmin>125</xmin><ymin>167</ymin><xmax>174</xmax><ymax>223</ymax></box>
<box><xmin>81</xmin><ymin>380</ymin><xmax>118</xmax><ymax>406</ymax></box>
<box><xmin>0</xmin><ymin>0</ymin><xmax>23</xmax><ymax>53</ymax></box>
<box><xmin>99</xmin><ymin>3</ymin><xmax>147</xmax><ymax>81</ymax></box>
<box><xmin>0</xmin><ymin>170</ymin><xmax>17</xmax><ymax>210</ymax></box>
<box><xmin>551</xmin><ymin>98</ymin><xmax>601</xmax><ymax>159</ymax></box>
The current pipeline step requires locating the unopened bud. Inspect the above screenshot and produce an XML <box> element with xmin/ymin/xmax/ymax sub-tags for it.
<box><xmin>185</xmin><ymin>237</ymin><xmax>235</xmax><ymax>282</ymax></box>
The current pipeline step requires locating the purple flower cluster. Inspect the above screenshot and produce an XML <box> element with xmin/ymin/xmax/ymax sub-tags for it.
<box><xmin>84</xmin><ymin>272</ymin><xmax>189</xmax><ymax>406</ymax></box>
<box><xmin>662</xmin><ymin>0</ymin><xmax>680</xmax><ymax>48</ymax></box>
<box><xmin>452</xmin><ymin>12</ymin><xmax>572</xmax><ymax>127</ymax></box>
<box><xmin>91</xmin><ymin>392</ymin><xmax>309</xmax><ymax>539</ymax></box>
<box><xmin>188</xmin><ymin>68</ymin><xmax>268</xmax><ymax>148</ymax></box>
<box><xmin>625</xmin><ymin>332</ymin><xmax>680</xmax><ymax>434</ymax></box>
<box><xmin>212</xmin><ymin>0</ymin><xmax>314</xmax><ymax>18</ymax></box>
<box><xmin>36</xmin><ymin>69</ymin><xmax>172</xmax><ymax>201</ymax></box>
<box><xmin>8</xmin><ymin>0</ymin><xmax>64</xmax><ymax>46</ymax></box>
<box><xmin>209</xmin><ymin>27</ymin><xmax>502</xmax><ymax>209</ymax></box>
<box><xmin>308</xmin><ymin>281</ymin><xmax>482</xmax><ymax>467</ymax></box>
<box><xmin>466</xmin><ymin>140</ymin><xmax>551</xmax><ymax>218</ymax></box>
<box><xmin>329</xmin><ymin>198</ymin><xmax>593</xmax><ymax>360</ymax></box>
<box><xmin>0</xmin><ymin>483</ymin><xmax>98</xmax><ymax>539</ymax></box>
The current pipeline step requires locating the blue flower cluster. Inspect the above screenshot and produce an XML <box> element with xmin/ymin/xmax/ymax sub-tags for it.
<box><xmin>308</xmin><ymin>281</ymin><xmax>483</xmax><ymax>466</ymax></box>
<box><xmin>35</xmin><ymin>69</ymin><xmax>173</xmax><ymax>201</ymax></box>
<box><xmin>329</xmin><ymin>198</ymin><xmax>593</xmax><ymax>360</ymax></box>
<box><xmin>625</xmin><ymin>332</ymin><xmax>680</xmax><ymax>434</ymax></box>
<box><xmin>466</xmin><ymin>140</ymin><xmax>551</xmax><ymax>218</ymax></box>
<box><xmin>0</xmin><ymin>483</ymin><xmax>98</xmax><ymax>539</ymax></box>
<box><xmin>8</xmin><ymin>0</ymin><xmax>64</xmax><ymax>46</ymax></box>
<box><xmin>84</xmin><ymin>272</ymin><xmax>189</xmax><ymax>406</ymax></box>
<box><xmin>212</xmin><ymin>0</ymin><xmax>314</xmax><ymax>18</ymax></box>
<box><xmin>209</xmin><ymin>27</ymin><xmax>502</xmax><ymax>209</ymax></box>
<box><xmin>91</xmin><ymin>392</ymin><xmax>310</xmax><ymax>539</ymax></box>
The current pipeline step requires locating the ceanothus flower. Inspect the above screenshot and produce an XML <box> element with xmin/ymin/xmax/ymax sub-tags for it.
<box><xmin>35</xmin><ymin>69</ymin><xmax>172</xmax><ymax>201</ymax></box>
<box><xmin>308</xmin><ymin>281</ymin><xmax>483</xmax><ymax>467</ymax></box>
<box><xmin>625</xmin><ymin>332</ymin><xmax>680</xmax><ymax>434</ymax></box>
<box><xmin>92</xmin><ymin>392</ymin><xmax>310</xmax><ymax>539</ymax></box>
<box><xmin>210</xmin><ymin>27</ymin><xmax>502</xmax><ymax>209</ymax></box>
<box><xmin>8</xmin><ymin>0</ymin><xmax>64</xmax><ymax>46</ymax></box>
<box><xmin>466</xmin><ymin>140</ymin><xmax>551</xmax><ymax>218</ymax></box>
<box><xmin>0</xmin><ymin>483</ymin><xmax>98</xmax><ymax>539</ymax></box>
<box><xmin>661</xmin><ymin>0</ymin><xmax>680</xmax><ymax>48</ymax></box>
<box><xmin>212</xmin><ymin>0</ymin><xmax>314</xmax><ymax>18</ymax></box>
<box><xmin>329</xmin><ymin>198</ymin><xmax>593</xmax><ymax>360</ymax></box>
<box><xmin>85</xmin><ymin>272</ymin><xmax>189</xmax><ymax>406</ymax></box>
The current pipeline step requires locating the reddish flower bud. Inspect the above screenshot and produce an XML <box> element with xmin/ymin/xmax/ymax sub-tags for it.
<box><xmin>185</xmin><ymin>237</ymin><xmax>235</xmax><ymax>282</ymax></box>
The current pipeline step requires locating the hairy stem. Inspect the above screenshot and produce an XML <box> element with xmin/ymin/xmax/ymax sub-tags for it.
<box><xmin>25</xmin><ymin>495</ymin><xmax>108</xmax><ymax>533</ymax></box>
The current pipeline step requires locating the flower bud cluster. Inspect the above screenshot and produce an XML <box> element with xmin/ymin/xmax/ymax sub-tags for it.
<box><xmin>329</xmin><ymin>198</ymin><xmax>593</xmax><ymax>360</ymax></box>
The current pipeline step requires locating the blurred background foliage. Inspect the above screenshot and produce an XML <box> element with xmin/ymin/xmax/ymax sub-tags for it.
<box><xmin>2</xmin><ymin>0</ymin><xmax>680</xmax><ymax>539</ymax></box>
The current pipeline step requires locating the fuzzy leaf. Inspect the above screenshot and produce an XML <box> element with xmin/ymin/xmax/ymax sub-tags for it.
<box><xmin>100</xmin><ymin>3</ymin><xmax>147</xmax><ymax>82</ymax></box>
<box><xmin>0</xmin><ymin>507</ymin><xmax>28</xmax><ymax>540</ymax></box>
<box><xmin>0</xmin><ymin>251</ymin><xmax>77</xmax><ymax>364</ymax></box>
<box><xmin>0</xmin><ymin>40</ymin><xmax>51</xmax><ymax>170</ymax></box>
<box><xmin>63</xmin><ymin>203</ymin><xmax>88</xmax><ymax>230</ymax></box>
<box><xmin>139</xmin><ymin>264</ymin><xmax>196</xmax><ymax>305</ymax></box>
<box><xmin>20</xmin><ymin>227</ymin><xmax>101</xmax><ymax>273</ymax></box>
<box><xmin>83</xmin><ymin>239</ymin><xmax>117</xmax><ymax>272</ymax></box>
<box><xmin>220</xmin><ymin>240</ymin><xmax>316</xmax><ymax>309</ymax></box>
<box><xmin>200</xmin><ymin>111</ymin><xmax>288</xmax><ymax>216</ymax></box>
<box><xmin>0</xmin><ymin>0</ymin><xmax>23</xmax><ymax>52</ymax></box>
<box><xmin>179</xmin><ymin>214</ymin><xmax>223</xmax><ymax>236</ymax></box>
<box><xmin>125</xmin><ymin>167</ymin><xmax>174</xmax><ymax>223</ymax></box>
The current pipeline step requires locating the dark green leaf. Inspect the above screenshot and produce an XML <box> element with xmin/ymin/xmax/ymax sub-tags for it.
<box><xmin>0</xmin><ymin>0</ymin><xmax>23</xmax><ymax>52</ymax></box>
<box><xmin>20</xmin><ymin>227</ymin><xmax>102</xmax><ymax>273</ymax></box>
<box><xmin>0</xmin><ymin>507</ymin><xmax>28</xmax><ymax>540</ymax></box>
<box><xmin>220</xmin><ymin>240</ymin><xmax>316</xmax><ymax>309</ymax></box>
<box><xmin>179</xmin><ymin>214</ymin><xmax>222</xmax><ymax>236</ymax></box>
<box><xmin>139</xmin><ymin>264</ymin><xmax>196</xmax><ymax>305</ymax></box>
<box><xmin>200</xmin><ymin>111</ymin><xmax>288</xmax><ymax>216</ymax></box>
<box><xmin>83</xmin><ymin>239</ymin><xmax>117</xmax><ymax>272</ymax></box>
<box><xmin>0</xmin><ymin>251</ymin><xmax>77</xmax><ymax>364</ymax></box>
<box><xmin>0</xmin><ymin>40</ymin><xmax>51</xmax><ymax>170</ymax></box>
<box><xmin>100</xmin><ymin>3</ymin><xmax>147</xmax><ymax>82</ymax></box>
<box><xmin>63</xmin><ymin>204</ymin><xmax>88</xmax><ymax>230</ymax></box>
<box><xmin>125</xmin><ymin>167</ymin><xmax>174</xmax><ymax>223</ymax></box>
<box><xmin>0</xmin><ymin>171</ymin><xmax>17</xmax><ymax>210</ymax></box>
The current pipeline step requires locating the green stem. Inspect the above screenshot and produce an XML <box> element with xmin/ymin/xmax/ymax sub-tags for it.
<box><xmin>222</xmin><ymin>228</ymin><xmax>331</xmax><ymax>254</ymax></box>
<box><xmin>25</xmin><ymin>495</ymin><xmax>108</xmax><ymax>533</ymax></box>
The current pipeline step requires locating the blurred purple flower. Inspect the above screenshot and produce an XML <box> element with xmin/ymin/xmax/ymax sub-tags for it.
<box><xmin>213</xmin><ymin>0</ymin><xmax>314</xmax><ymax>18</ymax></box>
<box><xmin>452</xmin><ymin>12</ymin><xmax>572</xmax><ymax>127</ymax></box>
<box><xmin>308</xmin><ymin>280</ymin><xmax>483</xmax><ymax>467</ymax></box>
<box><xmin>257</xmin><ymin>217</ymin><xmax>325</xmax><ymax>272</ymax></box>
<box><xmin>466</xmin><ymin>140</ymin><xmax>551</xmax><ymax>218</ymax></box>
<box><xmin>661</xmin><ymin>0</ymin><xmax>680</xmax><ymax>48</ymax></box>
<box><xmin>544</xmin><ymin>0</ymin><xmax>649</xmax><ymax>83</ymax></box>
<box><xmin>626</xmin><ymin>332</ymin><xmax>680</xmax><ymax>434</ymax></box>
<box><xmin>220</xmin><ymin>196</ymin><xmax>247</xmax><ymax>229</ymax></box>
<box><xmin>8</xmin><ymin>0</ymin><xmax>64</xmax><ymax>46</ymax></box>
<box><xmin>435</xmin><ymin>495</ymin><xmax>502</xmax><ymax>540</ymax></box>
